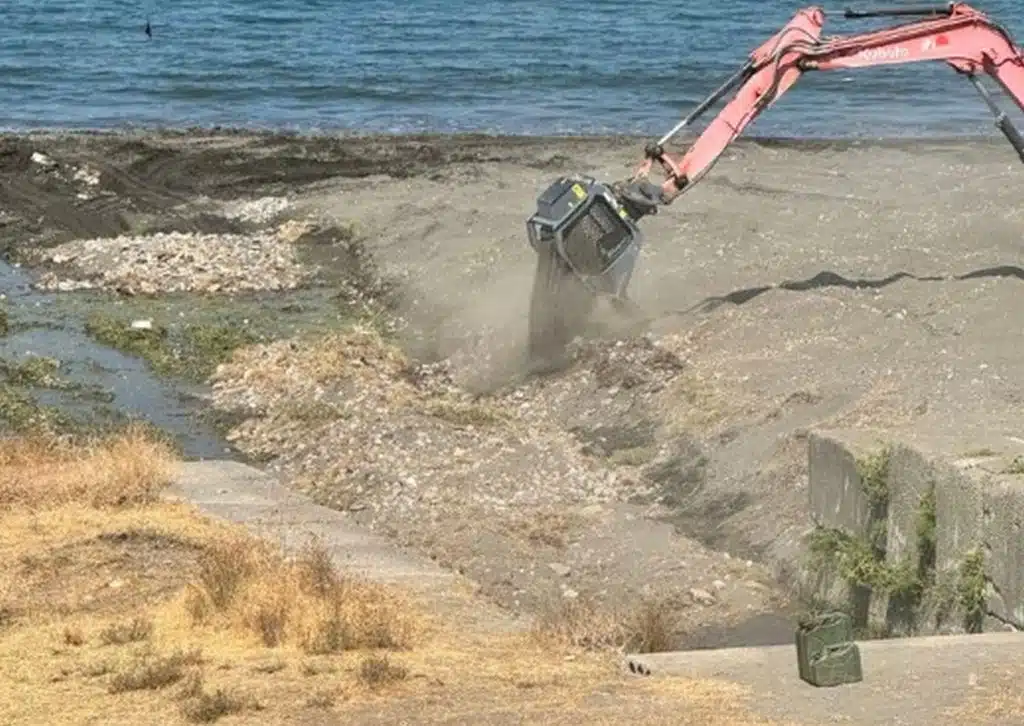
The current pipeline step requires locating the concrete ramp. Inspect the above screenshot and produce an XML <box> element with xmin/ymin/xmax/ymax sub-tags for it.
<box><xmin>626</xmin><ymin>632</ymin><xmax>1023</xmax><ymax>725</ymax></box>
<box><xmin>167</xmin><ymin>460</ymin><xmax>525</xmax><ymax>633</ymax></box>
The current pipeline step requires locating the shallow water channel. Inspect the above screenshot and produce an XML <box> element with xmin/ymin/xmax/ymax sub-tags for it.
<box><xmin>0</xmin><ymin>258</ymin><xmax>238</xmax><ymax>460</ymax></box>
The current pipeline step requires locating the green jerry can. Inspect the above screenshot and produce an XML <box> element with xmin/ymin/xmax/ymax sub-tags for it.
<box><xmin>795</xmin><ymin>612</ymin><xmax>863</xmax><ymax>687</ymax></box>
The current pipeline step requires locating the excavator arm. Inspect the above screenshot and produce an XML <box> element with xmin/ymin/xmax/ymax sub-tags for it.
<box><xmin>629</xmin><ymin>2</ymin><xmax>1024</xmax><ymax>208</ymax></box>
<box><xmin>524</xmin><ymin>2</ymin><xmax>1024</xmax><ymax>367</ymax></box>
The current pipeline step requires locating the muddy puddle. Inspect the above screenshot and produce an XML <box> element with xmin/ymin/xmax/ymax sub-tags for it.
<box><xmin>0</xmin><ymin>184</ymin><xmax>386</xmax><ymax>457</ymax></box>
<box><xmin>0</xmin><ymin>258</ymin><xmax>239</xmax><ymax>458</ymax></box>
<box><xmin>0</xmin><ymin>255</ymin><xmax>359</xmax><ymax>459</ymax></box>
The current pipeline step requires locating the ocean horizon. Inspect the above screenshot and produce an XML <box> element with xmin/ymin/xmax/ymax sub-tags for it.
<box><xmin>2</xmin><ymin>0</ymin><xmax>1023</xmax><ymax>139</ymax></box>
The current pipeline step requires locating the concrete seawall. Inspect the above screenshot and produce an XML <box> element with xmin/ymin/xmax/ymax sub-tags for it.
<box><xmin>802</xmin><ymin>429</ymin><xmax>1023</xmax><ymax>636</ymax></box>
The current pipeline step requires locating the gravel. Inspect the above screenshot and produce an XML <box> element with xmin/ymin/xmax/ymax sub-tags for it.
<box><xmin>209</xmin><ymin>327</ymin><xmax>655</xmax><ymax>523</ymax></box>
<box><xmin>32</xmin><ymin>229</ymin><xmax>315</xmax><ymax>295</ymax></box>
<box><xmin>219</xmin><ymin>196</ymin><xmax>292</xmax><ymax>225</ymax></box>
<box><xmin>206</xmin><ymin>324</ymin><xmax>786</xmax><ymax>627</ymax></box>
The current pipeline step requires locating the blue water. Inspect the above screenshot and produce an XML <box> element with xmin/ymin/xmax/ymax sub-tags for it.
<box><xmin>2</xmin><ymin>1</ymin><xmax>1023</xmax><ymax>138</ymax></box>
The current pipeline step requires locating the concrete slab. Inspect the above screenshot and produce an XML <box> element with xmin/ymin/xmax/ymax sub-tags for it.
<box><xmin>874</xmin><ymin>443</ymin><xmax>934</xmax><ymax>632</ymax></box>
<box><xmin>935</xmin><ymin>458</ymin><xmax>986</xmax><ymax>574</ymax></box>
<box><xmin>805</xmin><ymin>430</ymin><xmax>891</xmax><ymax>623</ymax></box>
<box><xmin>166</xmin><ymin>460</ymin><xmax>526</xmax><ymax>633</ymax></box>
<box><xmin>168</xmin><ymin>460</ymin><xmax>455</xmax><ymax>586</ymax></box>
<box><xmin>980</xmin><ymin>477</ymin><xmax>1024</xmax><ymax>629</ymax></box>
<box><xmin>884</xmin><ymin>443</ymin><xmax>933</xmax><ymax>570</ymax></box>
<box><xmin>807</xmin><ymin>431</ymin><xmax>881</xmax><ymax>536</ymax></box>
<box><xmin>625</xmin><ymin>632</ymin><xmax>1024</xmax><ymax>726</ymax></box>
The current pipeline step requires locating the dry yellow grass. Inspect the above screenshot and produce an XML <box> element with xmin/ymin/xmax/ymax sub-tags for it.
<box><xmin>180</xmin><ymin>535</ymin><xmax>419</xmax><ymax>653</ymax></box>
<box><xmin>533</xmin><ymin>594</ymin><xmax>680</xmax><ymax>656</ymax></box>
<box><xmin>0</xmin><ymin>425</ymin><xmax>798</xmax><ymax>726</ymax></box>
<box><xmin>0</xmin><ymin>424</ymin><xmax>178</xmax><ymax>510</ymax></box>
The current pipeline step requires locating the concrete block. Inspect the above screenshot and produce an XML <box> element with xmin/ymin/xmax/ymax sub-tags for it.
<box><xmin>935</xmin><ymin>461</ymin><xmax>985</xmax><ymax>574</ymax></box>
<box><xmin>884</xmin><ymin>444</ymin><xmax>934</xmax><ymax>569</ymax></box>
<box><xmin>807</xmin><ymin>432</ymin><xmax>875</xmax><ymax>538</ymax></box>
<box><xmin>980</xmin><ymin>477</ymin><xmax>1024</xmax><ymax>629</ymax></box>
<box><xmin>802</xmin><ymin>430</ymin><xmax>1024</xmax><ymax>635</ymax></box>
<box><xmin>806</xmin><ymin>431</ymin><xmax>891</xmax><ymax>627</ymax></box>
<box><xmin>868</xmin><ymin>443</ymin><xmax>935</xmax><ymax>633</ymax></box>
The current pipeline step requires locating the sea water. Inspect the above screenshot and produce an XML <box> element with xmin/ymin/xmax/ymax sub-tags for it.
<box><xmin>1</xmin><ymin>0</ymin><xmax>1023</xmax><ymax>137</ymax></box>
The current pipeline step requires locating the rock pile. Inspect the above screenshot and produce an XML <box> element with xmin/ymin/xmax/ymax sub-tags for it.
<box><xmin>219</xmin><ymin>196</ymin><xmax>292</xmax><ymax>225</ymax></box>
<box><xmin>209</xmin><ymin>326</ymin><xmax>642</xmax><ymax>523</ymax></box>
<box><xmin>32</xmin><ymin>230</ymin><xmax>314</xmax><ymax>295</ymax></box>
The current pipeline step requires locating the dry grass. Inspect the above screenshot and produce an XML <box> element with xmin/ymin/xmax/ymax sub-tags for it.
<box><xmin>356</xmin><ymin>653</ymin><xmax>408</xmax><ymax>689</ymax></box>
<box><xmin>505</xmin><ymin>509</ymin><xmax>585</xmax><ymax>550</ymax></box>
<box><xmin>108</xmin><ymin>647</ymin><xmax>204</xmax><ymax>693</ymax></box>
<box><xmin>99</xmin><ymin>617</ymin><xmax>155</xmax><ymax>646</ymax></box>
<box><xmin>0</xmin><ymin>423</ymin><xmax>178</xmax><ymax>510</ymax></box>
<box><xmin>0</xmin><ymin>425</ymin><xmax>799</xmax><ymax>726</ymax></box>
<box><xmin>533</xmin><ymin>594</ymin><xmax>679</xmax><ymax>655</ymax></box>
<box><xmin>177</xmin><ymin>669</ymin><xmax>259</xmax><ymax>724</ymax></box>
<box><xmin>419</xmin><ymin>398</ymin><xmax>508</xmax><ymax>427</ymax></box>
<box><xmin>181</xmin><ymin>535</ymin><xmax>418</xmax><ymax>653</ymax></box>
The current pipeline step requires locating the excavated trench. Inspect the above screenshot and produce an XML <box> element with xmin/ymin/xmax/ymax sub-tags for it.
<box><xmin>0</xmin><ymin>131</ymin><xmax>841</xmax><ymax>653</ymax></box>
<box><xmin>0</xmin><ymin>232</ymin><xmax>814</xmax><ymax>652</ymax></box>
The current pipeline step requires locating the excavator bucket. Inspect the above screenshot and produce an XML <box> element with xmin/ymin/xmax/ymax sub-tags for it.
<box><xmin>525</xmin><ymin>175</ymin><xmax>643</xmax><ymax>367</ymax></box>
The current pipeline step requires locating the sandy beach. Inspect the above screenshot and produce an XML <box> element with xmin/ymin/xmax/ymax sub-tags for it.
<box><xmin>3</xmin><ymin>128</ymin><xmax>1024</xmax><ymax>648</ymax></box>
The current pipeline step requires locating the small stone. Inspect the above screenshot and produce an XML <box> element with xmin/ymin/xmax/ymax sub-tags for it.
<box><xmin>108</xmin><ymin>579</ymin><xmax>125</xmax><ymax>589</ymax></box>
<box><xmin>277</xmin><ymin>219</ymin><xmax>314</xmax><ymax>243</ymax></box>
<box><xmin>712</xmin><ymin>579</ymin><xmax>727</xmax><ymax>591</ymax></box>
<box><xmin>73</xmin><ymin>166</ymin><xmax>101</xmax><ymax>186</ymax></box>
<box><xmin>548</xmin><ymin>563</ymin><xmax>571</xmax><ymax>577</ymax></box>
<box><xmin>130</xmin><ymin>319</ymin><xmax>153</xmax><ymax>330</ymax></box>
<box><xmin>689</xmin><ymin>587</ymin><xmax>715</xmax><ymax>606</ymax></box>
<box><xmin>562</xmin><ymin>588</ymin><xmax>579</xmax><ymax>600</ymax></box>
<box><xmin>31</xmin><ymin>151</ymin><xmax>55</xmax><ymax>167</ymax></box>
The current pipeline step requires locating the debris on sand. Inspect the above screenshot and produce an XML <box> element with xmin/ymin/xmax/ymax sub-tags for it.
<box><xmin>210</xmin><ymin>326</ymin><xmax>646</xmax><ymax>521</ymax></box>
<box><xmin>30</xmin><ymin>151</ymin><xmax>55</xmax><ymax>168</ymax></box>
<box><xmin>220</xmin><ymin>196</ymin><xmax>292</xmax><ymax>225</ymax></box>
<box><xmin>276</xmin><ymin>219</ymin><xmax>316</xmax><ymax>244</ymax></box>
<box><xmin>32</xmin><ymin>231</ymin><xmax>314</xmax><ymax>295</ymax></box>
<box><xmin>209</xmin><ymin>327</ymin><xmax>782</xmax><ymax>627</ymax></box>
<box><xmin>72</xmin><ymin>165</ymin><xmax>100</xmax><ymax>186</ymax></box>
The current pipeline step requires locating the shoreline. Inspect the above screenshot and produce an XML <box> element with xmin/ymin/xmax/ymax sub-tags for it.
<box><xmin>0</xmin><ymin>125</ymin><xmax>1013</xmax><ymax>151</ymax></box>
